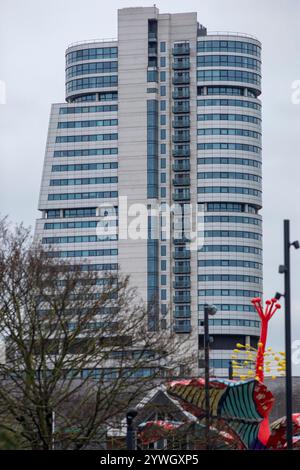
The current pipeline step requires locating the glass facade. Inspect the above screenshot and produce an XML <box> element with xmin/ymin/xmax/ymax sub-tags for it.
<box><xmin>36</xmin><ymin>12</ymin><xmax>262</xmax><ymax>377</ymax></box>
<box><xmin>147</xmin><ymin>100</ymin><xmax>159</xmax><ymax>198</ymax></box>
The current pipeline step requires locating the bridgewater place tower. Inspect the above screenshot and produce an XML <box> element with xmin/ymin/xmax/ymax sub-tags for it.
<box><xmin>35</xmin><ymin>6</ymin><xmax>263</xmax><ymax>376</ymax></box>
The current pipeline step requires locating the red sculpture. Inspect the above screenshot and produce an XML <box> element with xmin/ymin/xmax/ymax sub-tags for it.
<box><xmin>251</xmin><ymin>297</ymin><xmax>281</xmax><ymax>382</ymax></box>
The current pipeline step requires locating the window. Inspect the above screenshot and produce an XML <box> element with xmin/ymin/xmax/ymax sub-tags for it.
<box><xmin>197</xmin><ymin>142</ymin><xmax>261</xmax><ymax>154</ymax></box>
<box><xmin>52</xmin><ymin>162</ymin><xmax>118</xmax><ymax>172</ymax></box>
<box><xmin>161</xmin><ymin>275</ymin><xmax>167</xmax><ymax>285</ymax></box>
<box><xmin>147</xmin><ymin>100</ymin><xmax>159</xmax><ymax>199</ymax></box>
<box><xmin>66</xmin><ymin>75</ymin><xmax>118</xmax><ymax>93</ymax></box>
<box><xmin>160</xmin><ymin>129</ymin><xmax>166</xmax><ymax>140</ymax></box>
<box><xmin>99</xmin><ymin>91</ymin><xmax>118</xmax><ymax>101</ymax></box>
<box><xmin>161</xmin><ymin>290</ymin><xmax>167</xmax><ymax>300</ymax></box>
<box><xmin>198</xmin><ymin>289</ymin><xmax>261</xmax><ymax>297</ymax></box>
<box><xmin>77</xmin><ymin>263</ymin><xmax>118</xmax><ymax>272</ymax></box>
<box><xmin>197</xmin><ymin>187</ymin><xmax>261</xmax><ymax>198</ymax></box>
<box><xmin>72</xmin><ymin>93</ymin><xmax>97</xmax><ymax>102</ymax></box>
<box><xmin>197</xmin><ymin>55</ymin><xmax>260</xmax><ymax>72</ymax></box>
<box><xmin>197</xmin><ymin>69</ymin><xmax>261</xmax><ymax>87</ymax></box>
<box><xmin>197</xmin><ymin>171</ymin><xmax>261</xmax><ymax>182</ymax></box>
<box><xmin>147</xmin><ymin>70</ymin><xmax>158</xmax><ymax>82</ymax></box>
<box><xmin>198</xmin><ymin>305</ymin><xmax>257</xmax><ymax>315</ymax></box>
<box><xmin>46</xmin><ymin>209</ymin><xmax>60</xmax><ymax>219</ymax></box>
<box><xmin>56</xmin><ymin>133</ymin><xmax>118</xmax><ymax>143</ymax></box>
<box><xmin>48</xmin><ymin>191</ymin><xmax>118</xmax><ymax>201</ymax></box>
<box><xmin>197</xmin><ymin>157</ymin><xmax>261</xmax><ymax>168</ymax></box>
<box><xmin>161</xmin><ymin>246</ymin><xmax>166</xmax><ymax>256</ymax></box>
<box><xmin>43</xmin><ymin>234</ymin><xmax>117</xmax><ymax>244</ymax></box>
<box><xmin>160</xmin><ymin>42</ymin><xmax>166</xmax><ymax>52</ymax></box>
<box><xmin>160</xmin><ymin>158</ymin><xmax>166</xmax><ymax>168</ymax></box>
<box><xmin>160</xmin><ymin>86</ymin><xmax>166</xmax><ymax>96</ymax></box>
<box><xmin>44</xmin><ymin>220</ymin><xmax>118</xmax><ymax>230</ymax></box>
<box><xmin>197</xmin><ymin>40</ymin><xmax>260</xmax><ymax>57</ymax></box>
<box><xmin>160</xmin><ymin>187</ymin><xmax>166</xmax><ymax>198</ymax></box>
<box><xmin>160</xmin><ymin>56</ymin><xmax>166</xmax><ymax>67</ymax></box>
<box><xmin>54</xmin><ymin>148</ymin><xmax>117</xmax><ymax>158</ymax></box>
<box><xmin>50</xmin><ymin>248</ymin><xmax>118</xmax><ymax>258</ymax></box>
<box><xmin>197</xmin><ymin>98</ymin><xmax>261</xmax><ymax>110</ymax></box>
<box><xmin>57</xmin><ymin>119</ymin><xmax>117</xmax><ymax>129</ymax></box>
<box><xmin>160</xmin><ymin>144</ymin><xmax>166</xmax><ymax>154</ymax></box>
<box><xmin>63</xmin><ymin>208</ymin><xmax>97</xmax><ymax>218</ymax></box>
<box><xmin>201</xmin><ymin>229</ymin><xmax>261</xmax><ymax>240</ymax></box>
<box><xmin>202</xmin><ymin>215</ymin><xmax>261</xmax><ymax>227</ymax></box>
<box><xmin>199</xmin><ymin>244</ymin><xmax>262</xmax><ymax>255</ymax></box>
<box><xmin>198</xmin><ymin>274</ymin><xmax>261</xmax><ymax>284</ymax></box>
<box><xmin>66</xmin><ymin>61</ymin><xmax>118</xmax><ymax>79</ymax></box>
<box><xmin>197</xmin><ymin>113</ymin><xmax>260</xmax><ymax>124</ymax></box>
<box><xmin>160</xmin><ymin>114</ymin><xmax>166</xmax><ymax>125</ymax></box>
<box><xmin>59</xmin><ymin>104</ymin><xmax>118</xmax><ymax>114</ymax></box>
<box><xmin>66</xmin><ymin>47</ymin><xmax>118</xmax><ymax>64</ymax></box>
<box><xmin>197</xmin><ymin>128</ymin><xmax>260</xmax><ymax>139</ymax></box>
<box><xmin>160</xmin><ymin>71</ymin><xmax>166</xmax><ymax>82</ymax></box>
<box><xmin>160</xmin><ymin>100</ymin><xmax>166</xmax><ymax>111</ymax></box>
<box><xmin>160</xmin><ymin>173</ymin><xmax>166</xmax><ymax>183</ymax></box>
<box><xmin>50</xmin><ymin>176</ymin><xmax>118</xmax><ymax>186</ymax></box>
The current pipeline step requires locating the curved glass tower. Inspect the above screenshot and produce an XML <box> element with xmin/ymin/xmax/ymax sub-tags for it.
<box><xmin>196</xmin><ymin>34</ymin><xmax>262</xmax><ymax>374</ymax></box>
<box><xmin>35</xmin><ymin>7</ymin><xmax>262</xmax><ymax>377</ymax></box>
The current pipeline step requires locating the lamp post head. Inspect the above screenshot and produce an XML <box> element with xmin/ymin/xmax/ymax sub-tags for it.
<box><xmin>126</xmin><ymin>409</ymin><xmax>138</xmax><ymax>425</ymax></box>
<box><xmin>204</xmin><ymin>304</ymin><xmax>217</xmax><ymax>316</ymax></box>
<box><xmin>274</xmin><ymin>292</ymin><xmax>283</xmax><ymax>301</ymax></box>
<box><xmin>279</xmin><ymin>265</ymin><xmax>286</xmax><ymax>274</ymax></box>
<box><xmin>291</xmin><ymin>240</ymin><xmax>300</xmax><ymax>250</ymax></box>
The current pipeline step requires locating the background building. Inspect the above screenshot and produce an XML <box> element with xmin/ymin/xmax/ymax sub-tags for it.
<box><xmin>35</xmin><ymin>6</ymin><xmax>262</xmax><ymax>376</ymax></box>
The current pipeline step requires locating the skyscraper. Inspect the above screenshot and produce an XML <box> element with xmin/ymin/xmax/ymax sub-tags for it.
<box><xmin>35</xmin><ymin>6</ymin><xmax>262</xmax><ymax>376</ymax></box>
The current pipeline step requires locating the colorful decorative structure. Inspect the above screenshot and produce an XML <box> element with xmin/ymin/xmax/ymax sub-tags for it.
<box><xmin>138</xmin><ymin>420</ymin><xmax>183</xmax><ymax>445</ymax></box>
<box><xmin>251</xmin><ymin>297</ymin><xmax>281</xmax><ymax>382</ymax></box>
<box><xmin>267</xmin><ymin>414</ymin><xmax>300</xmax><ymax>449</ymax></box>
<box><xmin>136</xmin><ymin>297</ymin><xmax>300</xmax><ymax>450</ymax></box>
<box><xmin>166</xmin><ymin>377</ymin><xmax>274</xmax><ymax>449</ymax></box>
<box><xmin>138</xmin><ymin>418</ymin><xmax>235</xmax><ymax>449</ymax></box>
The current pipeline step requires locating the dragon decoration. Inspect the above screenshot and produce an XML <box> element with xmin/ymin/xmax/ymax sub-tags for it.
<box><xmin>137</xmin><ymin>297</ymin><xmax>300</xmax><ymax>450</ymax></box>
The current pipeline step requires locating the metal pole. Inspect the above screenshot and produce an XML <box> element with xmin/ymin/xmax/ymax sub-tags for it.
<box><xmin>228</xmin><ymin>360</ymin><xmax>233</xmax><ymax>380</ymax></box>
<box><xmin>204</xmin><ymin>304</ymin><xmax>210</xmax><ymax>450</ymax></box>
<box><xmin>126</xmin><ymin>410</ymin><xmax>137</xmax><ymax>450</ymax></box>
<box><xmin>284</xmin><ymin>219</ymin><xmax>293</xmax><ymax>450</ymax></box>
<box><xmin>52</xmin><ymin>410</ymin><xmax>55</xmax><ymax>451</ymax></box>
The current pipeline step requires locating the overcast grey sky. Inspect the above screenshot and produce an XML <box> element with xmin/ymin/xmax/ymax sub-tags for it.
<box><xmin>1</xmin><ymin>0</ymin><xmax>300</xmax><ymax>372</ymax></box>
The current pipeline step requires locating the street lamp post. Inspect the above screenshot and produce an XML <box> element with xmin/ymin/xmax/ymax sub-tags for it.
<box><xmin>228</xmin><ymin>360</ymin><xmax>233</xmax><ymax>380</ymax></box>
<box><xmin>278</xmin><ymin>219</ymin><xmax>299</xmax><ymax>450</ymax></box>
<box><xmin>126</xmin><ymin>409</ymin><xmax>138</xmax><ymax>450</ymax></box>
<box><xmin>204</xmin><ymin>304</ymin><xmax>217</xmax><ymax>450</ymax></box>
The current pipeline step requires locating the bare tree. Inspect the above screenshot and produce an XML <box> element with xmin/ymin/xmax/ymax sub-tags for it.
<box><xmin>0</xmin><ymin>218</ymin><xmax>193</xmax><ymax>450</ymax></box>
